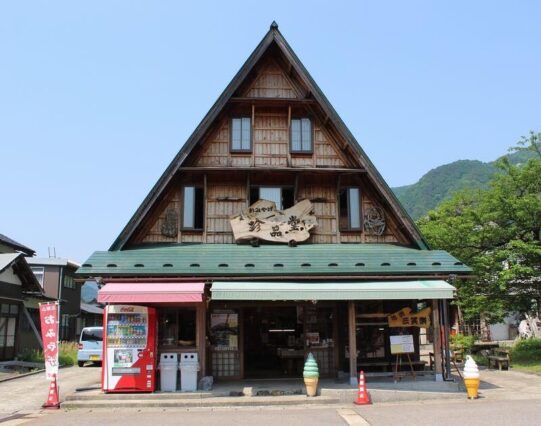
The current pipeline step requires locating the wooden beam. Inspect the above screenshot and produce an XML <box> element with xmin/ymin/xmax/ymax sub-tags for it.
<box><xmin>348</xmin><ymin>301</ymin><xmax>358</xmax><ymax>386</ymax></box>
<box><xmin>432</xmin><ymin>300</ymin><xmax>443</xmax><ymax>381</ymax></box>
<box><xmin>229</xmin><ymin>97</ymin><xmax>315</xmax><ymax>106</ymax></box>
<box><xmin>177</xmin><ymin>166</ymin><xmax>366</xmax><ymax>173</ymax></box>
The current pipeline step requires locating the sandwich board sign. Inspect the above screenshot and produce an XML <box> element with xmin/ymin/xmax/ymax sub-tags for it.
<box><xmin>390</xmin><ymin>335</ymin><xmax>414</xmax><ymax>354</ymax></box>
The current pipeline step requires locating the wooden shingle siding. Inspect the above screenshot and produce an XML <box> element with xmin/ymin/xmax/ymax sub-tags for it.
<box><xmin>254</xmin><ymin>108</ymin><xmax>289</xmax><ymax>167</ymax></box>
<box><xmin>140</xmin><ymin>189</ymin><xmax>181</xmax><ymax>243</ymax></box>
<box><xmin>243</xmin><ymin>61</ymin><xmax>297</xmax><ymax>99</ymax></box>
<box><xmin>206</xmin><ymin>175</ymin><xmax>246</xmax><ymax>244</ymax></box>
<box><xmin>109</xmin><ymin>24</ymin><xmax>430</xmax><ymax>251</ymax></box>
<box><xmin>132</xmin><ymin>171</ymin><xmax>408</xmax><ymax>246</ymax></box>
<box><xmin>195</xmin><ymin>114</ymin><xmax>347</xmax><ymax>169</ymax></box>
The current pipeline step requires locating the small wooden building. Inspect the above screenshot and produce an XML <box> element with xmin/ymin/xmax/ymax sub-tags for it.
<box><xmin>77</xmin><ymin>23</ymin><xmax>470</xmax><ymax>385</ymax></box>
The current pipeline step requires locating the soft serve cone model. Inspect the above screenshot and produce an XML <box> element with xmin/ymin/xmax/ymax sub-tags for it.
<box><xmin>463</xmin><ymin>355</ymin><xmax>480</xmax><ymax>399</ymax></box>
<box><xmin>303</xmin><ymin>353</ymin><xmax>319</xmax><ymax>397</ymax></box>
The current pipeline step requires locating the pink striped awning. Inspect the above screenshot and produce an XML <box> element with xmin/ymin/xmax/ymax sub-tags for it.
<box><xmin>97</xmin><ymin>282</ymin><xmax>205</xmax><ymax>304</ymax></box>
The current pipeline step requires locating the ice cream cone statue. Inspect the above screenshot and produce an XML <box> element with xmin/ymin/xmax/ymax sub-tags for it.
<box><xmin>303</xmin><ymin>353</ymin><xmax>319</xmax><ymax>397</ymax></box>
<box><xmin>463</xmin><ymin>355</ymin><xmax>480</xmax><ymax>399</ymax></box>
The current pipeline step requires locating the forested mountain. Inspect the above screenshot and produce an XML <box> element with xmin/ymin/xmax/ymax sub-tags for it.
<box><xmin>392</xmin><ymin>150</ymin><xmax>534</xmax><ymax>219</ymax></box>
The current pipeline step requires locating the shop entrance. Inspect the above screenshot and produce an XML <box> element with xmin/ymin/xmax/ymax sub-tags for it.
<box><xmin>243</xmin><ymin>306</ymin><xmax>304</xmax><ymax>378</ymax></box>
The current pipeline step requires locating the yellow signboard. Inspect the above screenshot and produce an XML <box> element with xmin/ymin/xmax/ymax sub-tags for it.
<box><xmin>388</xmin><ymin>307</ymin><xmax>431</xmax><ymax>328</ymax></box>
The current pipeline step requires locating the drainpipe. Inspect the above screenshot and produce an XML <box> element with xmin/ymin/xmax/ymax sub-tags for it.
<box><xmin>58</xmin><ymin>266</ymin><xmax>64</xmax><ymax>339</ymax></box>
<box><xmin>442</xmin><ymin>300</ymin><xmax>453</xmax><ymax>381</ymax></box>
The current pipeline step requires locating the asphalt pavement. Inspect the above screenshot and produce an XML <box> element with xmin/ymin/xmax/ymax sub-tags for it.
<box><xmin>12</xmin><ymin>398</ymin><xmax>541</xmax><ymax>426</ymax></box>
<box><xmin>0</xmin><ymin>365</ymin><xmax>101</xmax><ymax>419</ymax></box>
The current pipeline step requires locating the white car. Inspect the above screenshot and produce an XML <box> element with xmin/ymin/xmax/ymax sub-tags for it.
<box><xmin>77</xmin><ymin>326</ymin><xmax>103</xmax><ymax>367</ymax></box>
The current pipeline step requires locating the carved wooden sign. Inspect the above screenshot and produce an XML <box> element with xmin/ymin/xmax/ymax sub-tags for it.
<box><xmin>230</xmin><ymin>199</ymin><xmax>317</xmax><ymax>244</ymax></box>
<box><xmin>388</xmin><ymin>307</ymin><xmax>432</xmax><ymax>328</ymax></box>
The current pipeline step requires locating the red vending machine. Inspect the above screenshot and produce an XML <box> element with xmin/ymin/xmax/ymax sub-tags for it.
<box><xmin>102</xmin><ymin>305</ymin><xmax>157</xmax><ymax>393</ymax></box>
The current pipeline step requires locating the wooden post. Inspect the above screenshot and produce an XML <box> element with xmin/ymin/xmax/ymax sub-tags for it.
<box><xmin>348</xmin><ymin>301</ymin><xmax>357</xmax><ymax>386</ymax></box>
<box><xmin>251</xmin><ymin>104</ymin><xmax>256</xmax><ymax>167</ymax></box>
<box><xmin>335</xmin><ymin>174</ymin><xmax>342</xmax><ymax>243</ymax></box>
<box><xmin>432</xmin><ymin>300</ymin><xmax>443</xmax><ymax>381</ymax></box>
<box><xmin>203</xmin><ymin>174</ymin><xmax>208</xmax><ymax>243</ymax></box>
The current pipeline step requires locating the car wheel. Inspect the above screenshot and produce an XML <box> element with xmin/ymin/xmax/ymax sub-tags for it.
<box><xmin>78</xmin><ymin>361</ymin><xmax>85</xmax><ymax>367</ymax></box>
<box><xmin>93</xmin><ymin>361</ymin><xmax>102</xmax><ymax>367</ymax></box>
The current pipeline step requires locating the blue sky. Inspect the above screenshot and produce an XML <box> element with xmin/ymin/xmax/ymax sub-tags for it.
<box><xmin>1</xmin><ymin>1</ymin><xmax>540</xmax><ymax>262</ymax></box>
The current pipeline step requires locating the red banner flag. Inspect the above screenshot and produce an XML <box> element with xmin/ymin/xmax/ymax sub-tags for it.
<box><xmin>39</xmin><ymin>302</ymin><xmax>60</xmax><ymax>380</ymax></box>
<box><xmin>39</xmin><ymin>302</ymin><xmax>60</xmax><ymax>409</ymax></box>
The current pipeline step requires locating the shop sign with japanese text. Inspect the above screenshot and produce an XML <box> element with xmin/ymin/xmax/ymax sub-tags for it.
<box><xmin>230</xmin><ymin>199</ymin><xmax>317</xmax><ymax>243</ymax></box>
<box><xmin>388</xmin><ymin>307</ymin><xmax>431</xmax><ymax>328</ymax></box>
<box><xmin>39</xmin><ymin>302</ymin><xmax>59</xmax><ymax>380</ymax></box>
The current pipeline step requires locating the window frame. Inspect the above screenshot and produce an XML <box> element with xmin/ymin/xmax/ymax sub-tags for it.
<box><xmin>289</xmin><ymin>117</ymin><xmax>313</xmax><ymax>154</ymax></box>
<box><xmin>30</xmin><ymin>266</ymin><xmax>45</xmax><ymax>287</ymax></box>
<box><xmin>339</xmin><ymin>186</ymin><xmax>363</xmax><ymax>231</ymax></box>
<box><xmin>230</xmin><ymin>116</ymin><xmax>252</xmax><ymax>153</ymax></box>
<box><xmin>250</xmin><ymin>185</ymin><xmax>295</xmax><ymax>211</ymax></box>
<box><xmin>181</xmin><ymin>185</ymin><xmax>205</xmax><ymax>231</ymax></box>
<box><xmin>63</xmin><ymin>273</ymin><xmax>76</xmax><ymax>289</ymax></box>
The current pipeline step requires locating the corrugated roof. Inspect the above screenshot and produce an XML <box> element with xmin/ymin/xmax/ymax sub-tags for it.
<box><xmin>76</xmin><ymin>244</ymin><xmax>470</xmax><ymax>278</ymax></box>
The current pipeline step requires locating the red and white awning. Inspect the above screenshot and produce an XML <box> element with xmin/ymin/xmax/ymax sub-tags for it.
<box><xmin>97</xmin><ymin>282</ymin><xmax>205</xmax><ymax>304</ymax></box>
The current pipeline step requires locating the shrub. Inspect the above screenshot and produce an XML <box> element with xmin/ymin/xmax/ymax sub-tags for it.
<box><xmin>58</xmin><ymin>341</ymin><xmax>78</xmax><ymax>366</ymax></box>
<box><xmin>17</xmin><ymin>341</ymin><xmax>78</xmax><ymax>366</ymax></box>
<box><xmin>450</xmin><ymin>333</ymin><xmax>475</xmax><ymax>353</ymax></box>
<box><xmin>512</xmin><ymin>338</ymin><xmax>541</xmax><ymax>363</ymax></box>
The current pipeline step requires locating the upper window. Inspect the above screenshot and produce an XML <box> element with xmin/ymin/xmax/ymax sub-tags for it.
<box><xmin>231</xmin><ymin>117</ymin><xmax>252</xmax><ymax>152</ymax></box>
<box><xmin>63</xmin><ymin>274</ymin><xmax>76</xmax><ymax>289</ymax></box>
<box><xmin>250</xmin><ymin>186</ymin><xmax>294</xmax><ymax>210</ymax></box>
<box><xmin>182</xmin><ymin>186</ymin><xmax>204</xmax><ymax>230</ymax></box>
<box><xmin>290</xmin><ymin>118</ymin><xmax>312</xmax><ymax>153</ymax></box>
<box><xmin>339</xmin><ymin>187</ymin><xmax>362</xmax><ymax>230</ymax></box>
<box><xmin>30</xmin><ymin>266</ymin><xmax>44</xmax><ymax>287</ymax></box>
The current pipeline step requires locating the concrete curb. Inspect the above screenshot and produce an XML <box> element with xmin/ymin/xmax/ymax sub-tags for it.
<box><xmin>0</xmin><ymin>365</ymin><xmax>71</xmax><ymax>384</ymax></box>
<box><xmin>61</xmin><ymin>395</ymin><xmax>341</xmax><ymax>409</ymax></box>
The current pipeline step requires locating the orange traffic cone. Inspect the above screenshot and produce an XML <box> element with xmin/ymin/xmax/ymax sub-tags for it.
<box><xmin>42</xmin><ymin>374</ymin><xmax>60</xmax><ymax>409</ymax></box>
<box><xmin>353</xmin><ymin>370</ymin><xmax>371</xmax><ymax>405</ymax></box>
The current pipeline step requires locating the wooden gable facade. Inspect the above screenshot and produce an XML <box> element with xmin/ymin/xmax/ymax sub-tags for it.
<box><xmin>113</xmin><ymin>23</ymin><xmax>425</xmax><ymax>251</ymax></box>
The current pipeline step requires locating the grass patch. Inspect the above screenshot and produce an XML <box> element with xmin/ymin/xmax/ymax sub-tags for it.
<box><xmin>510</xmin><ymin>338</ymin><xmax>541</xmax><ymax>374</ymax></box>
<box><xmin>17</xmin><ymin>341</ymin><xmax>78</xmax><ymax>367</ymax></box>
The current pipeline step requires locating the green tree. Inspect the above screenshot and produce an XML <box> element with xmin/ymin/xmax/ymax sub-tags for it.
<box><xmin>419</xmin><ymin>132</ymin><xmax>541</xmax><ymax>323</ymax></box>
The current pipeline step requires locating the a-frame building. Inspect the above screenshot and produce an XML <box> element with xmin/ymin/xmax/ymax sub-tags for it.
<box><xmin>78</xmin><ymin>23</ymin><xmax>470</xmax><ymax>388</ymax></box>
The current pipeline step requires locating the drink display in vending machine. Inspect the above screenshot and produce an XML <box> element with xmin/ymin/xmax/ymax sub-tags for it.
<box><xmin>102</xmin><ymin>305</ymin><xmax>157</xmax><ymax>392</ymax></box>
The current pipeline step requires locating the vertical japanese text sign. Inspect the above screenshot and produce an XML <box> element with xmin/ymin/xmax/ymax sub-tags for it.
<box><xmin>39</xmin><ymin>302</ymin><xmax>59</xmax><ymax>380</ymax></box>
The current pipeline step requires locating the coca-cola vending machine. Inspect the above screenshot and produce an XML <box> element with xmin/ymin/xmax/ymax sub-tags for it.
<box><xmin>102</xmin><ymin>305</ymin><xmax>157</xmax><ymax>392</ymax></box>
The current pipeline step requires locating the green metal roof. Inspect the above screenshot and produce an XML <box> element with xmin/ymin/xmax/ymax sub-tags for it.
<box><xmin>77</xmin><ymin>244</ymin><xmax>470</xmax><ymax>278</ymax></box>
<box><xmin>211</xmin><ymin>280</ymin><xmax>455</xmax><ymax>300</ymax></box>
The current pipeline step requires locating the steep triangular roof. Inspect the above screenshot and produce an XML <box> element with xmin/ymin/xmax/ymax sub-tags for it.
<box><xmin>110</xmin><ymin>22</ymin><xmax>428</xmax><ymax>250</ymax></box>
